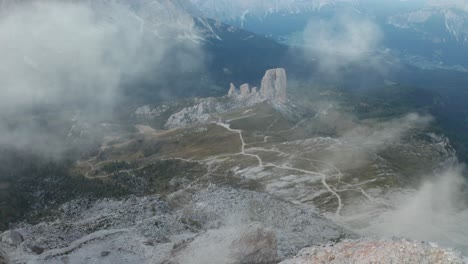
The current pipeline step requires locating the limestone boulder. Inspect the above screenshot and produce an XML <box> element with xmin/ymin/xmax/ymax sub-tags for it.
<box><xmin>1</xmin><ymin>231</ymin><xmax>23</xmax><ymax>247</ymax></box>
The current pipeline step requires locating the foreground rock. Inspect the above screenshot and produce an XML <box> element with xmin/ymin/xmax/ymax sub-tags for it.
<box><xmin>162</xmin><ymin>223</ymin><xmax>278</xmax><ymax>264</ymax></box>
<box><xmin>0</xmin><ymin>248</ymin><xmax>9</xmax><ymax>264</ymax></box>
<box><xmin>228</xmin><ymin>68</ymin><xmax>288</xmax><ymax>105</ymax></box>
<box><xmin>181</xmin><ymin>187</ymin><xmax>357</xmax><ymax>259</ymax></box>
<box><xmin>1</xmin><ymin>230</ymin><xmax>23</xmax><ymax>247</ymax></box>
<box><xmin>280</xmin><ymin>238</ymin><xmax>467</xmax><ymax>264</ymax></box>
<box><xmin>4</xmin><ymin>186</ymin><xmax>354</xmax><ymax>263</ymax></box>
<box><xmin>228</xmin><ymin>83</ymin><xmax>238</xmax><ymax>97</ymax></box>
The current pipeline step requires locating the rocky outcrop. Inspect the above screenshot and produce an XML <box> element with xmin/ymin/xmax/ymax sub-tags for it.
<box><xmin>165</xmin><ymin>68</ymin><xmax>289</xmax><ymax>129</ymax></box>
<box><xmin>181</xmin><ymin>186</ymin><xmax>356</xmax><ymax>259</ymax></box>
<box><xmin>239</xmin><ymin>83</ymin><xmax>251</xmax><ymax>97</ymax></box>
<box><xmin>0</xmin><ymin>248</ymin><xmax>9</xmax><ymax>264</ymax></box>
<box><xmin>165</xmin><ymin>100</ymin><xmax>212</xmax><ymax>129</ymax></box>
<box><xmin>260</xmin><ymin>68</ymin><xmax>287</xmax><ymax>104</ymax></box>
<box><xmin>135</xmin><ymin>104</ymin><xmax>171</xmax><ymax>119</ymax></box>
<box><xmin>251</xmin><ymin>87</ymin><xmax>259</xmax><ymax>96</ymax></box>
<box><xmin>274</xmin><ymin>68</ymin><xmax>287</xmax><ymax>104</ymax></box>
<box><xmin>231</xmin><ymin>224</ymin><xmax>278</xmax><ymax>264</ymax></box>
<box><xmin>1</xmin><ymin>231</ymin><xmax>23</xmax><ymax>247</ymax></box>
<box><xmin>279</xmin><ymin>238</ymin><xmax>466</xmax><ymax>264</ymax></box>
<box><xmin>227</xmin><ymin>68</ymin><xmax>288</xmax><ymax>104</ymax></box>
<box><xmin>4</xmin><ymin>186</ymin><xmax>354</xmax><ymax>263</ymax></box>
<box><xmin>165</xmin><ymin>92</ymin><xmax>263</xmax><ymax>129</ymax></box>
<box><xmin>228</xmin><ymin>83</ymin><xmax>238</xmax><ymax>97</ymax></box>
<box><xmin>162</xmin><ymin>223</ymin><xmax>278</xmax><ymax>264</ymax></box>
<box><xmin>259</xmin><ymin>69</ymin><xmax>276</xmax><ymax>101</ymax></box>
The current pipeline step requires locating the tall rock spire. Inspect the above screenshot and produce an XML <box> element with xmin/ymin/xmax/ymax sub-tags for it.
<box><xmin>228</xmin><ymin>83</ymin><xmax>238</xmax><ymax>97</ymax></box>
<box><xmin>227</xmin><ymin>68</ymin><xmax>287</xmax><ymax>104</ymax></box>
<box><xmin>260</xmin><ymin>68</ymin><xmax>287</xmax><ymax>104</ymax></box>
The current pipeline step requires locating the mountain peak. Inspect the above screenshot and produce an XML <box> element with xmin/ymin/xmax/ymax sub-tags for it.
<box><xmin>228</xmin><ymin>68</ymin><xmax>288</xmax><ymax>105</ymax></box>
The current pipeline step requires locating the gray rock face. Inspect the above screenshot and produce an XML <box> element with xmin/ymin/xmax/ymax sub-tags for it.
<box><xmin>165</xmin><ymin>101</ymin><xmax>212</xmax><ymax>129</ymax></box>
<box><xmin>231</xmin><ymin>223</ymin><xmax>278</xmax><ymax>264</ymax></box>
<box><xmin>135</xmin><ymin>104</ymin><xmax>171</xmax><ymax>119</ymax></box>
<box><xmin>163</xmin><ymin>223</ymin><xmax>278</xmax><ymax>264</ymax></box>
<box><xmin>260</xmin><ymin>69</ymin><xmax>277</xmax><ymax>101</ymax></box>
<box><xmin>183</xmin><ymin>186</ymin><xmax>357</xmax><ymax>259</ymax></box>
<box><xmin>239</xmin><ymin>83</ymin><xmax>251</xmax><ymax>97</ymax></box>
<box><xmin>274</xmin><ymin>68</ymin><xmax>287</xmax><ymax>104</ymax></box>
<box><xmin>165</xmin><ymin>86</ymin><xmax>265</xmax><ymax>129</ymax></box>
<box><xmin>279</xmin><ymin>238</ymin><xmax>466</xmax><ymax>264</ymax></box>
<box><xmin>1</xmin><ymin>231</ymin><xmax>23</xmax><ymax>247</ymax></box>
<box><xmin>226</xmin><ymin>68</ymin><xmax>287</xmax><ymax>104</ymax></box>
<box><xmin>5</xmin><ymin>186</ymin><xmax>355</xmax><ymax>263</ymax></box>
<box><xmin>228</xmin><ymin>83</ymin><xmax>238</xmax><ymax>97</ymax></box>
<box><xmin>29</xmin><ymin>245</ymin><xmax>44</xmax><ymax>255</ymax></box>
<box><xmin>251</xmin><ymin>87</ymin><xmax>259</xmax><ymax>96</ymax></box>
<box><xmin>260</xmin><ymin>68</ymin><xmax>287</xmax><ymax>104</ymax></box>
<box><xmin>0</xmin><ymin>248</ymin><xmax>9</xmax><ymax>264</ymax></box>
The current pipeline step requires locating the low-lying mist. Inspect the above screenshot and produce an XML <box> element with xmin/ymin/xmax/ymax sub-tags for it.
<box><xmin>288</xmin><ymin>11</ymin><xmax>399</xmax><ymax>88</ymax></box>
<box><xmin>343</xmin><ymin>163</ymin><xmax>468</xmax><ymax>254</ymax></box>
<box><xmin>305</xmin><ymin>102</ymin><xmax>468</xmax><ymax>254</ymax></box>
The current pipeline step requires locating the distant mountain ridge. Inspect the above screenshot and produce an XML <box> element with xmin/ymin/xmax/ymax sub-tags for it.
<box><xmin>189</xmin><ymin>0</ymin><xmax>355</xmax><ymax>21</ymax></box>
<box><xmin>190</xmin><ymin>0</ymin><xmax>468</xmax><ymax>43</ymax></box>
<box><xmin>0</xmin><ymin>0</ymin><xmax>288</xmax><ymax>102</ymax></box>
<box><xmin>388</xmin><ymin>5</ymin><xmax>468</xmax><ymax>44</ymax></box>
<box><xmin>190</xmin><ymin>0</ymin><xmax>468</xmax><ymax>68</ymax></box>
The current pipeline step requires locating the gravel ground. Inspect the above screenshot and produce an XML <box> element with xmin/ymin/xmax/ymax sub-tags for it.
<box><xmin>1</xmin><ymin>185</ymin><xmax>355</xmax><ymax>263</ymax></box>
<box><xmin>280</xmin><ymin>238</ymin><xmax>467</xmax><ymax>264</ymax></box>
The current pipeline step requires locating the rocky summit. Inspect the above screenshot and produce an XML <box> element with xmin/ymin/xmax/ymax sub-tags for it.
<box><xmin>159</xmin><ymin>68</ymin><xmax>289</xmax><ymax>129</ymax></box>
<box><xmin>229</xmin><ymin>68</ymin><xmax>287</xmax><ymax>105</ymax></box>
<box><xmin>0</xmin><ymin>248</ymin><xmax>8</xmax><ymax>264</ymax></box>
<box><xmin>260</xmin><ymin>68</ymin><xmax>287</xmax><ymax>105</ymax></box>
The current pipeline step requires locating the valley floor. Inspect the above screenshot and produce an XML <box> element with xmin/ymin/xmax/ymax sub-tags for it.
<box><xmin>2</xmin><ymin>96</ymin><xmax>466</xmax><ymax>263</ymax></box>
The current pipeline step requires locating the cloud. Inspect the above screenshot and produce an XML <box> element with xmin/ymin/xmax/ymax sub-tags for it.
<box><xmin>341</xmin><ymin>113</ymin><xmax>432</xmax><ymax>151</ymax></box>
<box><xmin>0</xmin><ymin>2</ymin><xmax>119</xmax><ymax>111</ymax></box>
<box><xmin>298</xmin><ymin>12</ymin><xmax>395</xmax><ymax>78</ymax></box>
<box><xmin>317</xmin><ymin>110</ymin><xmax>468</xmax><ymax>253</ymax></box>
<box><xmin>0</xmin><ymin>0</ymin><xmax>206</xmax><ymax>158</ymax></box>
<box><xmin>358</xmin><ymin>164</ymin><xmax>468</xmax><ymax>254</ymax></box>
<box><xmin>320</xmin><ymin>110</ymin><xmax>468</xmax><ymax>253</ymax></box>
<box><xmin>321</xmin><ymin>113</ymin><xmax>433</xmax><ymax>170</ymax></box>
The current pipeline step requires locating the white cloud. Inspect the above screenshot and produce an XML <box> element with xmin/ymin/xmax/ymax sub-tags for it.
<box><xmin>300</xmin><ymin>13</ymin><xmax>384</xmax><ymax>75</ymax></box>
<box><xmin>360</xmin><ymin>164</ymin><xmax>468</xmax><ymax>254</ymax></box>
<box><xmin>324</xmin><ymin>113</ymin><xmax>433</xmax><ymax>170</ymax></box>
<box><xmin>0</xmin><ymin>0</ymin><xmax>206</xmax><ymax>158</ymax></box>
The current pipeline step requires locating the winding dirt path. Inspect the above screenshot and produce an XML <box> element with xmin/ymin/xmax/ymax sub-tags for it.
<box><xmin>79</xmin><ymin>118</ymin><xmax>376</xmax><ymax>218</ymax></box>
<box><xmin>216</xmin><ymin>122</ymin><xmax>264</xmax><ymax>167</ymax></box>
<box><xmin>215</xmin><ymin>121</ymin><xmax>344</xmax><ymax>217</ymax></box>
